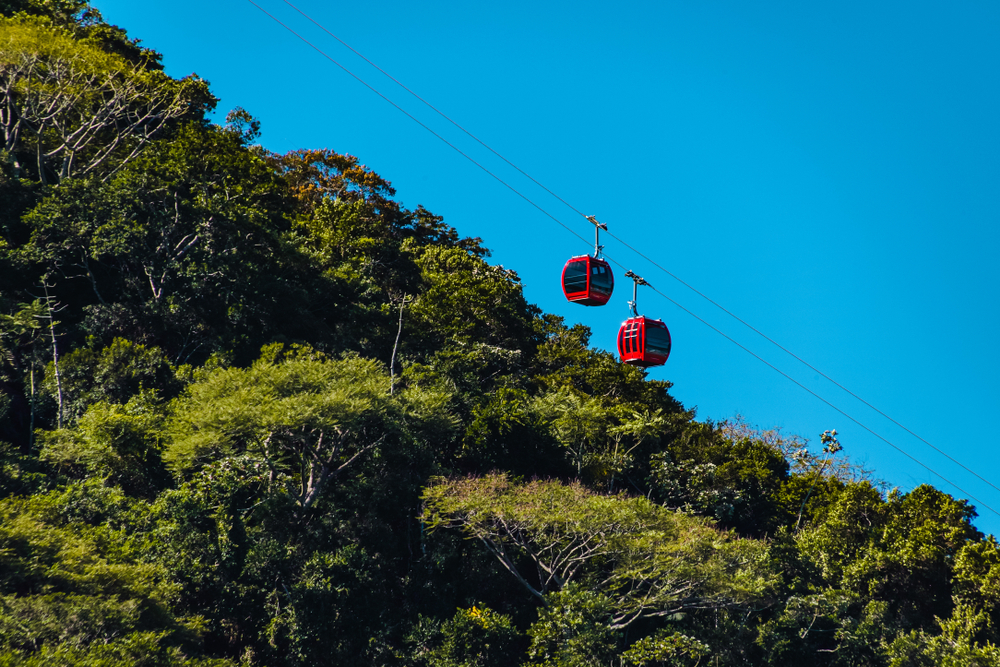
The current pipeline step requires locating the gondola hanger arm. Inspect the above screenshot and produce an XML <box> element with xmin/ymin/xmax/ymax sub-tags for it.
<box><xmin>586</xmin><ymin>215</ymin><xmax>607</xmax><ymax>258</ymax></box>
<box><xmin>624</xmin><ymin>270</ymin><xmax>651</xmax><ymax>317</ymax></box>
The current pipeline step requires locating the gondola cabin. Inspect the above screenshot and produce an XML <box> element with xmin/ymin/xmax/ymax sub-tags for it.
<box><xmin>617</xmin><ymin>316</ymin><xmax>671</xmax><ymax>367</ymax></box>
<box><xmin>562</xmin><ymin>255</ymin><xmax>614</xmax><ymax>306</ymax></box>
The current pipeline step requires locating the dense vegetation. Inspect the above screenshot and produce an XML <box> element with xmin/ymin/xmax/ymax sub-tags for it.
<box><xmin>2</xmin><ymin>3</ymin><xmax>999</xmax><ymax>665</ymax></box>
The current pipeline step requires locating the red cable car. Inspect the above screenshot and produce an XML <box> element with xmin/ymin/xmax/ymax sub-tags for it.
<box><xmin>618</xmin><ymin>316</ymin><xmax>671</xmax><ymax>367</ymax></box>
<box><xmin>561</xmin><ymin>215</ymin><xmax>614</xmax><ymax>306</ymax></box>
<box><xmin>617</xmin><ymin>270</ymin><xmax>671</xmax><ymax>367</ymax></box>
<box><xmin>562</xmin><ymin>255</ymin><xmax>614</xmax><ymax>306</ymax></box>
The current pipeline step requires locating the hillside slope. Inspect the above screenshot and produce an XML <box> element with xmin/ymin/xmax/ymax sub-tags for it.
<box><xmin>2</xmin><ymin>4</ymin><xmax>999</xmax><ymax>665</ymax></box>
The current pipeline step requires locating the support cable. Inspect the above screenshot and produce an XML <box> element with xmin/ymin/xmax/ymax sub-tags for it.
<box><xmin>281</xmin><ymin>0</ymin><xmax>596</xmax><ymax>222</ymax></box>
<box><xmin>273</xmin><ymin>0</ymin><xmax>1000</xmax><ymax>502</ymax></box>
<box><xmin>245</xmin><ymin>0</ymin><xmax>1000</xmax><ymax>518</ymax></box>
<box><xmin>600</xmin><ymin>226</ymin><xmax>1000</xmax><ymax>499</ymax></box>
<box><xmin>599</xmin><ymin>256</ymin><xmax>1000</xmax><ymax>520</ymax></box>
<box><xmin>245</xmin><ymin>0</ymin><xmax>593</xmax><ymax>251</ymax></box>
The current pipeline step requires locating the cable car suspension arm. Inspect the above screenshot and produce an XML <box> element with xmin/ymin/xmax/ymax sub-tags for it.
<box><xmin>586</xmin><ymin>215</ymin><xmax>607</xmax><ymax>259</ymax></box>
<box><xmin>624</xmin><ymin>270</ymin><xmax>650</xmax><ymax>317</ymax></box>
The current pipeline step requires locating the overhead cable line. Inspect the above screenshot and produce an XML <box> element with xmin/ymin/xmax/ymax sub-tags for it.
<box><xmin>245</xmin><ymin>0</ymin><xmax>592</xmax><ymax>250</ymax></box>
<box><xmin>244</xmin><ymin>0</ymin><xmax>1000</xmax><ymax>518</ymax></box>
<box><xmin>273</xmin><ymin>0</ymin><xmax>1000</xmax><ymax>502</ymax></box>
<box><xmin>594</xmin><ymin>253</ymin><xmax>1000</xmax><ymax>520</ymax></box>
<box><xmin>598</xmin><ymin>228</ymin><xmax>1000</xmax><ymax>500</ymax></box>
<box><xmin>280</xmin><ymin>0</ymin><xmax>594</xmax><ymax>222</ymax></box>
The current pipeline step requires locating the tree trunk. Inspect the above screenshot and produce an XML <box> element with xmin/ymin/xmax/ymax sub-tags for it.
<box><xmin>389</xmin><ymin>297</ymin><xmax>409</xmax><ymax>395</ymax></box>
<box><xmin>42</xmin><ymin>282</ymin><xmax>63</xmax><ymax>428</ymax></box>
<box><xmin>28</xmin><ymin>366</ymin><xmax>35</xmax><ymax>450</ymax></box>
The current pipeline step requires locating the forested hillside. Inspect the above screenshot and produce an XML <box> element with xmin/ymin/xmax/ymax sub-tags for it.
<box><xmin>2</xmin><ymin>3</ymin><xmax>999</xmax><ymax>665</ymax></box>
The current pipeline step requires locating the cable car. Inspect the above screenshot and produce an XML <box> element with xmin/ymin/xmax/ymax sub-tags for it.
<box><xmin>618</xmin><ymin>316</ymin><xmax>671</xmax><ymax>367</ymax></box>
<box><xmin>617</xmin><ymin>270</ymin><xmax>671</xmax><ymax>367</ymax></box>
<box><xmin>562</xmin><ymin>255</ymin><xmax>614</xmax><ymax>306</ymax></box>
<box><xmin>562</xmin><ymin>215</ymin><xmax>614</xmax><ymax>306</ymax></box>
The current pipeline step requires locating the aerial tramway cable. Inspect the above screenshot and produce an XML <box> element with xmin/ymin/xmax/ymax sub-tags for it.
<box><xmin>273</xmin><ymin>0</ymin><xmax>1000</xmax><ymax>507</ymax></box>
<box><xmin>244</xmin><ymin>0</ymin><xmax>1000</xmax><ymax>519</ymax></box>
<box><xmin>243</xmin><ymin>0</ymin><xmax>593</xmax><ymax>249</ymax></box>
<box><xmin>270</xmin><ymin>0</ymin><xmax>1000</xmax><ymax>505</ymax></box>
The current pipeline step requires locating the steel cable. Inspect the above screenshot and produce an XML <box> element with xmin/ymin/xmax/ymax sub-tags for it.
<box><xmin>245</xmin><ymin>0</ymin><xmax>1000</xmax><ymax>519</ymax></box>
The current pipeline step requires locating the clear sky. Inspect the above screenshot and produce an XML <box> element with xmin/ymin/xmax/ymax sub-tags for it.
<box><xmin>91</xmin><ymin>0</ymin><xmax>1000</xmax><ymax>534</ymax></box>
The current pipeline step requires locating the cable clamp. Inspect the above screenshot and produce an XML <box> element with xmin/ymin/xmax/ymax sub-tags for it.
<box><xmin>586</xmin><ymin>215</ymin><xmax>607</xmax><ymax>230</ymax></box>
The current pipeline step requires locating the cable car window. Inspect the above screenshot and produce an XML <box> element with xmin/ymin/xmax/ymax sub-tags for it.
<box><xmin>623</xmin><ymin>321</ymin><xmax>640</xmax><ymax>354</ymax></box>
<box><xmin>563</xmin><ymin>260</ymin><xmax>588</xmax><ymax>293</ymax></box>
<box><xmin>645</xmin><ymin>324</ymin><xmax>672</xmax><ymax>358</ymax></box>
<box><xmin>590</xmin><ymin>263</ymin><xmax>613</xmax><ymax>296</ymax></box>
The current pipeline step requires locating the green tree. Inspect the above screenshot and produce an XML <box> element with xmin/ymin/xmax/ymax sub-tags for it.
<box><xmin>422</xmin><ymin>474</ymin><xmax>776</xmax><ymax>628</ymax></box>
<box><xmin>38</xmin><ymin>389</ymin><xmax>168</xmax><ymax>495</ymax></box>
<box><xmin>459</xmin><ymin>387</ymin><xmax>566</xmax><ymax>478</ymax></box>
<box><xmin>798</xmin><ymin>484</ymin><xmax>979</xmax><ymax>628</ymax></box>
<box><xmin>409</xmin><ymin>605</ymin><xmax>522</xmax><ymax>667</ymax></box>
<box><xmin>530</xmin><ymin>388</ymin><xmax>609</xmax><ymax>478</ymax></box>
<box><xmin>16</xmin><ymin>121</ymin><xmax>291</xmax><ymax>361</ymax></box>
<box><xmin>408</xmin><ymin>242</ymin><xmax>538</xmax><ymax>353</ymax></box>
<box><xmin>524</xmin><ymin>586</ymin><xmax>618</xmax><ymax>667</ymax></box>
<box><xmin>650</xmin><ymin>429</ymin><xmax>791</xmax><ymax>537</ymax></box>
<box><xmin>620</xmin><ymin>629</ymin><xmax>710</xmax><ymax>667</ymax></box>
<box><xmin>0</xmin><ymin>480</ymin><xmax>227</xmax><ymax>664</ymax></box>
<box><xmin>0</xmin><ymin>300</ymin><xmax>46</xmax><ymax>446</ymax></box>
<box><xmin>165</xmin><ymin>345</ymin><xmax>454</xmax><ymax>510</ymax></box>
<box><xmin>0</xmin><ymin>0</ymin><xmax>89</xmax><ymax>23</ymax></box>
<box><xmin>42</xmin><ymin>337</ymin><xmax>180</xmax><ymax>425</ymax></box>
<box><xmin>885</xmin><ymin>605</ymin><xmax>1000</xmax><ymax>667</ymax></box>
<box><xmin>0</xmin><ymin>16</ymin><xmax>212</xmax><ymax>183</ymax></box>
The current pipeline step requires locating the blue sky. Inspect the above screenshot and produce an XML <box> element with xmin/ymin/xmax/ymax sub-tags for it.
<box><xmin>93</xmin><ymin>0</ymin><xmax>1000</xmax><ymax>534</ymax></box>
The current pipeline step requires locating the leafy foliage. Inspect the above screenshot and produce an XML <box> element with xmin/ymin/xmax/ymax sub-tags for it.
<box><xmin>0</xmin><ymin>15</ymin><xmax>212</xmax><ymax>183</ymax></box>
<box><xmin>164</xmin><ymin>345</ymin><xmax>453</xmax><ymax>509</ymax></box>
<box><xmin>422</xmin><ymin>474</ymin><xmax>777</xmax><ymax>628</ymax></box>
